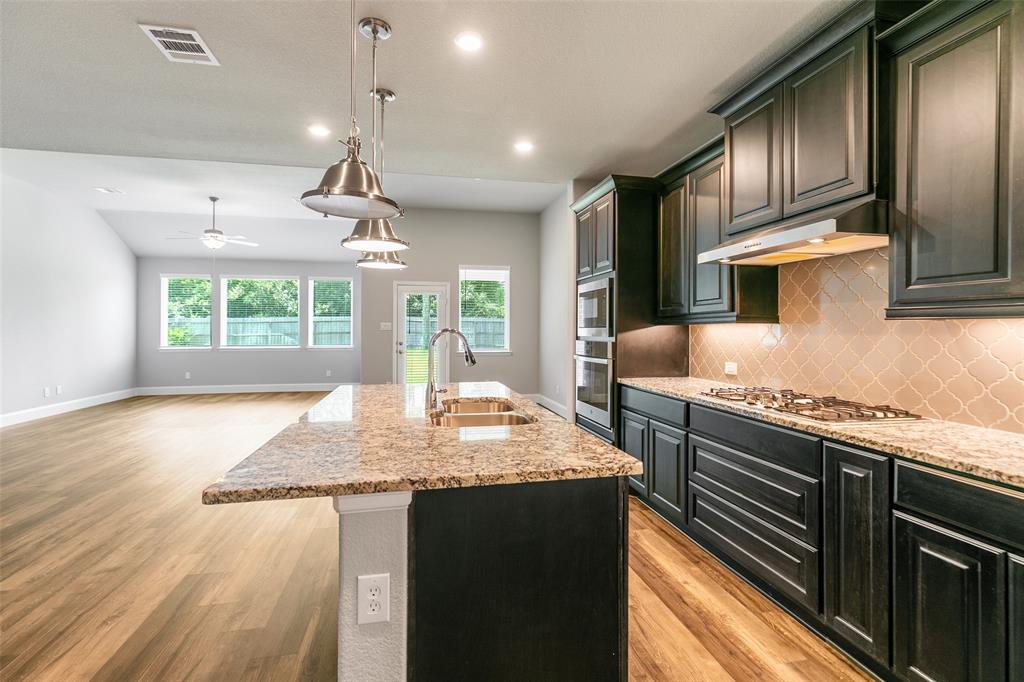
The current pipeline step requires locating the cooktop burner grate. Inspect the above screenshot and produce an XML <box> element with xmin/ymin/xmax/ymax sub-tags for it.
<box><xmin>700</xmin><ymin>387</ymin><xmax>923</xmax><ymax>424</ymax></box>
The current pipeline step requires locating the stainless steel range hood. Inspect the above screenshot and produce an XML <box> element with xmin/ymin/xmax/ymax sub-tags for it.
<box><xmin>698</xmin><ymin>195</ymin><xmax>889</xmax><ymax>266</ymax></box>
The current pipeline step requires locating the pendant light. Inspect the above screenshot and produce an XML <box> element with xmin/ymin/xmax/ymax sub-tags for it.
<box><xmin>342</xmin><ymin>35</ymin><xmax>408</xmax><ymax>252</ymax></box>
<box><xmin>356</xmin><ymin>249</ymin><xmax>407</xmax><ymax>269</ymax></box>
<box><xmin>300</xmin><ymin>1</ymin><xmax>401</xmax><ymax>219</ymax></box>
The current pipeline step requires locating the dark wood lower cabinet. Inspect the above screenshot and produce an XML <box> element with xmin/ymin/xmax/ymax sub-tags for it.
<box><xmin>893</xmin><ymin>511</ymin><xmax>1007</xmax><ymax>682</ymax></box>
<box><xmin>1011</xmin><ymin>555</ymin><xmax>1024</xmax><ymax>682</ymax></box>
<box><xmin>823</xmin><ymin>444</ymin><xmax>890</xmax><ymax>666</ymax></box>
<box><xmin>620</xmin><ymin>409</ymin><xmax>649</xmax><ymax>496</ymax></box>
<box><xmin>648</xmin><ymin>419</ymin><xmax>686</xmax><ymax>526</ymax></box>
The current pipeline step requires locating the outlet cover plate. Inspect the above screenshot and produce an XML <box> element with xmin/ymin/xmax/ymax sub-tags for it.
<box><xmin>724</xmin><ymin>361</ymin><xmax>738</xmax><ymax>376</ymax></box>
<box><xmin>357</xmin><ymin>573</ymin><xmax>390</xmax><ymax>624</ymax></box>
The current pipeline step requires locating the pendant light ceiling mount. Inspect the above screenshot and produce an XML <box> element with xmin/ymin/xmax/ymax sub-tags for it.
<box><xmin>372</xmin><ymin>88</ymin><xmax>397</xmax><ymax>103</ymax></box>
<box><xmin>357</xmin><ymin>17</ymin><xmax>392</xmax><ymax>41</ymax></box>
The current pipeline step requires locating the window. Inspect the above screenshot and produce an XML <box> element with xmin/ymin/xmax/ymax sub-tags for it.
<box><xmin>221</xmin><ymin>277</ymin><xmax>300</xmax><ymax>347</ymax></box>
<box><xmin>161</xmin><ymin>276</ymin><xmax>211</xmax><ymax>348</ymax></box>
<box><xmin>309</xmin><ymin>278</ymin><xmax>354</xmax><ymax>347</ymax></box>
<box><xmin>458</xmin><ymin>266</ymin><xmax>510</xmax><ymax>352</ymax></box>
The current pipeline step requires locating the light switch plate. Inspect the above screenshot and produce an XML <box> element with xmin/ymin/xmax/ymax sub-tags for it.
<box><xmin>357</xmin><ymin>573</ymin><xmax>390</xmax><ymax>624</ymax></box>
<box><xmin>379</xmin><ymin>321</ymin><xmax>393</xmax><ymax>331</ymax></box>
<box><xmin>724</xmin><ymin>361</ymin><xmax>738</xmax><ymax>376</ymax></box>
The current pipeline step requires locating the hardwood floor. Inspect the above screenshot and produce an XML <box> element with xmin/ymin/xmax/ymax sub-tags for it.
<box><xmin>1</xmin><ymin>394</ymin><xmax>868</xmax><ymax>681</ymax></box>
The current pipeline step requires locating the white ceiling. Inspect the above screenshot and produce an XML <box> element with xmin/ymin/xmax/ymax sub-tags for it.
<box><xmin>2</xmin><ymin>0</ymin><xmax>852</xmax><ymax>183</ymax></box>
<box><xmin>1</xmin><ymin>148</ymin><xmax>566</xmax><ymax>261</ymax></box>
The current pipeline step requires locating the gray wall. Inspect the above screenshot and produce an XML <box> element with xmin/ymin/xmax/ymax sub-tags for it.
<box><xmin>136</xmin><ymin>257</ymin><xmax>361</xmax><ymax>388</ymax></box>
<box><xmin>1</xmin><ymin>173</ymin><xmax>137</xmax><ymax>414</ymax></box>
<box><xmin>537</xmin><ymin>184</ymin><xmax>575</xmax><ymax>414</ymax></box>
<box><xmin>360</xmin><ymin>208</ymin><xmax>540</xmax><ymax>394</ymax></box>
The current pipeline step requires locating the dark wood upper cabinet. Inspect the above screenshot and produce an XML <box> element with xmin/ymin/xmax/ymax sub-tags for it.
<box><xmin>885</xmin><ymin>0</ymin><xmax>1024</xmax><ymax>318</ymax></box>
<box><xmin>823</xmin><ymin>444</ymin><xmax>889</xmax><ymax>666</ymax></box>
<box><xmin>576</xmin><ymin>206</ymin><xmax>594</xmax><ymax>280</ymax></box>
<box><xmin>893</xmin><ymin>511</ymin><xmax>1007</xmax><ymax>682</ymax></box>
<box><xmin>783</xmin><ymin>26</ymin><xmax>870</xmax><ymax>215</ymax></box>
<box><xmin>592</xmin><ymin>192</ymin><xmax>615</xmax><ymax>276</ymax></box>
<box><xmin>658</xmin><ymin>188</ymin><xmax>686</xmax><ymax>317</ymax></box>
<box><xmin>723</xmin><ymin>85</ymin><xmax>784</xmax><ymax>235</ymax></box>
<box><xmin>687</xmin><ymin>155</ymin><xmax>732</xmax><ymax>316</ymax></box>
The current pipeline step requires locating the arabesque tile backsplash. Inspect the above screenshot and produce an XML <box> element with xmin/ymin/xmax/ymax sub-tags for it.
<box><xmin>689</xmin><ymin>249</ymin><xmax>1024</xmax><ymax>434</ymax></box>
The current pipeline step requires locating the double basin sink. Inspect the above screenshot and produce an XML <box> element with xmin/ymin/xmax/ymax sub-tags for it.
<box><xmin>429</xmin><ymin>397</ymin><xmax>536</xmax><ymax>427</ymax></box>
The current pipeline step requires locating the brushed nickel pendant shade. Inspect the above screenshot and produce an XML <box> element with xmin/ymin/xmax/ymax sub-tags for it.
<box><xmin>299</xmin><ymin>3</ymin><xmax>401</xmax><ymax>220</ymax></box>
<box><xmin>356</xmin><ymin>250</ymin><xmax>407</xmax><ymax>269</ymax></box>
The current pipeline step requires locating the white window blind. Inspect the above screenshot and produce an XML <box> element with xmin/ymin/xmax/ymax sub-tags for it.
<box><xmin>161</xmin><ymin>276</ymin><xmax>211</xmax><ymax>347</ymax></box>
<box><xmin>222</xmin><ymin>278</ymin><xmax>300</xmax><ymax>347</ymax></box>
<box><xmin>458</xmin><ymin>266</ymin><xmax>510</xmax><ymax>352</ymax></box>
<box><xmin>310</xmin><ymin>278</ymin><xmax>354</xmax><ymax>347</ymax></box>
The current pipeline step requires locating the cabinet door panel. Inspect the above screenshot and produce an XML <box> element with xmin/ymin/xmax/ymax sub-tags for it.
<box><xmin>593</xmin><ymin>192</ymin><xmax>614</xmax><ymax>276</ymax></box>
<box><xmin>890</xmin><ymin>2</ymin><xmax>1024</xmax><ymax>315</ymax></box>
<box><xmin>658</xmin><ymin>188</ymin><xmax>687</xmax><ymax>316</ymax></box>
<box><xmin>724</xmin><ymin>85</ymin><xmax>784</xmax><ymax>235</ymax></box>
<box><xmin>823</xmin><ymin>444</ymin><xmax>889</xmax><ymax>665</ymax></box>
<box><xmin>783</xmin><ymin>27</ymin><xmax>869</xmax><ymax>215</ymax></box>
<box><xmin>649</xmin><ymin>420</ymin><xmax>685</xmax><ymax>526</ymax></box>
<box><xmin>893</xmin><ymin>512</ymin><xmax>1006</xmax><ymax>682</ymax></box>
<box><xmin>576</xmin><ymin>206</ymin><xmax>593</xmax><ymax>280</ymax></box>
<box><xmin>688</xmin><ymin>155</ymin><xmax>732</xmax><ymax>315</ymax></box>
<box><xmin>620</xmin><ymin>409</ymin><xmax>649</xmax><ymax>497</ymax></box>
<box><xmin>1011</xmin><ymin>554</ymin><xmax>1024</xmax><ymax>682</ymax></box>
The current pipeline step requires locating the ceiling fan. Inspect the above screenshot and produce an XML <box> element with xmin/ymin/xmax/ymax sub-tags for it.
<box><xmin>166</xmin><ymin>196</ymin><xmax>258</xmax><ymax>250</ymax></box>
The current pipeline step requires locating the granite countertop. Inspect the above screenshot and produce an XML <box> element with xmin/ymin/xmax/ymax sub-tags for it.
<box><xmin>202</xmin><ymin>381</ymin><xmax>642</xmax><ymax>504</ymax></box>
<box><xmin>619</xmin><ymin>376</ymin><xmax>1024</xmax><ymax>491</ymax></box>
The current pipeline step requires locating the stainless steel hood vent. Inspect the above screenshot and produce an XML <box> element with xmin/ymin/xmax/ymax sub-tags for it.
<box><xmin>698</xmin><ymin>195</ymin><xmax>889</xmax><ymax>266</ymax></box>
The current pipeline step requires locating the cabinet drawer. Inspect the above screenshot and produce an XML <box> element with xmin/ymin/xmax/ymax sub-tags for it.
<box><xmin>689</xmin><ymin>434</ymin><xmax>820</xmax><ymax>545</ymax></box>
<box><xmin>894</xmin><ymin>461</ymin><xmax>1024</xmax><ymax>550</ymax></box>
<box><xmin>689</xmin><ymin>483</ymin><xmax>820</xmax><ymax>613</ymax></box>
<box><xmin>688</xmin><ymin>405</ymin><xmax>821</xmax><ymax>477</ymax></box>
<box><xmin>620</xmin><ymin>386</ymin><xmax>687</xmax><ymax>428</ymax></box>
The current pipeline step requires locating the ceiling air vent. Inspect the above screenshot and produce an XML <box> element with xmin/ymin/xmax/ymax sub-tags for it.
<box><xmin>139</xmin><ymin>24</ymin><xmax>219</xmax><ymax>65</ymax></box>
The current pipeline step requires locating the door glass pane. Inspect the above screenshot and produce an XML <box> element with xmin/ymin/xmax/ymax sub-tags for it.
<box><xmin>404</xmin><ymin>293</ymin><xmax>439</xmax><ymax>384</ymax></box>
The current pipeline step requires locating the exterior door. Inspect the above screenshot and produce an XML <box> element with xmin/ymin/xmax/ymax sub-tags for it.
<box><xmin>394</xmin><ymin>283</ymin><xmax>449</xmax><ymax>385</ymax></box>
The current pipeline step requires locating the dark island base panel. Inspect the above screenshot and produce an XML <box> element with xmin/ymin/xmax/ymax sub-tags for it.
<box><xmin>407</xmin><ymin>476</ymin><xmax>629</xmax><ymax>682</ymax></box>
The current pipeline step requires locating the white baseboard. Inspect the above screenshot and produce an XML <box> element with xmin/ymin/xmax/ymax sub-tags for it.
<box><xmin>0</xmin><ymin>388</ymin><xmax>138</xmax><ymax>428</ymax></box>
<box><xmin>525</xmin><ymin>393</ymin><xmax>570</xmax><ymax>419</ymax></box>
<box><xmin>1</xmin><ymin>383</ymin><xmax>344</xmax><ymax>428</ymax></box>
<box><xmin>136</xmin><ymin>383</ymin><xmax>342</xmax><ymax>396</ymax></box>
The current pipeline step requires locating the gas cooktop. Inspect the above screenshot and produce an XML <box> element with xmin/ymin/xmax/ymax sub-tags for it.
<box><xmin>700</xmin><ymin>387</ymin><xmax>923</xmax><ymax>424</ymax></box>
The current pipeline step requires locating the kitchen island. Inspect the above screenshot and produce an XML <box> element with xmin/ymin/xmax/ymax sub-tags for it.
<box><xmin>203</xmin><ymin>381</ymin><xmax>641</xmax><ymax>682</ymax></box>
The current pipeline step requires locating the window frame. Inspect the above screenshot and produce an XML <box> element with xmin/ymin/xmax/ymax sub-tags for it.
<box><xmin>219</xmin><ymin>275</ymin><xmax>302</xmax><ymax>350</ymax></box>
<box><xmin>159</xmin><ymin>273</ymin><xmax>212</xmax><ymax>351</ymax></box>
<box><xmin>307</xmin><ymin>276</ymin><xmax>356</xmax><ymax>350</ymax></box>
<box><xmin>457</xmin><ymin>265</ymin><xmax>511</xmax><ymax>355</ymax></box>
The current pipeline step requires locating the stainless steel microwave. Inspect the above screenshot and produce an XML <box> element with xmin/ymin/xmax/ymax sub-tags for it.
<box><xmin>577</xmin><ymin>277</ymin><xmax>613</xmax><ymax>340</ymax></box>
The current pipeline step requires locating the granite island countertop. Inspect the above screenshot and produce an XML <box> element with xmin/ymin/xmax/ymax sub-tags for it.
<box><xmin>202</xmin><ymin>381</ymin><xmax>642</xmax><ymax>504</ymax></box>
<box><xmin>619</xmin><ymin>376</ymin><xmax>1024</xmax><ymax>491</ymax></box>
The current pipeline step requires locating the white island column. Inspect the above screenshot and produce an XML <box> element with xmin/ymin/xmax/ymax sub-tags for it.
<box><xmin>333</xmin><ymin>491</ymin><xmax>412</xmax><ymax>682</ymax></box>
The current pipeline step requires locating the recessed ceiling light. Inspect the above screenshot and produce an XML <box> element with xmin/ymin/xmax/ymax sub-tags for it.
<box><xmin>93</xmin><ymin>187</ymin><xmax>125</xmax><ymax>194</ymax></box>
<box><xmin>719</xmin><ymin>258</ymin><xmax>731</xmax><ymax>264</ymax></box>
<box><xmin>514</xmin><ymin>140</ymin><xmax>534</xmax><ymax>154</ymax></box>
<box><xmin>307</xmin><ymin>124</ymin><xmax>331</xmax><ymax>137</ymax></box>
<box><xmin>807</xmin><ymin>238</ymin><xmax>826</xmax><ymax>244</ymax></box>
<box><xmin>454</xmin><ymin>31</ymin><xmax>483</xmax><ymax>52</ymax></box>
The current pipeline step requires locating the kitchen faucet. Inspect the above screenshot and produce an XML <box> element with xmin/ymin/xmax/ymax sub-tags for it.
<box><xmin>426</xmin><ymin>328</ymin><xmax>477</xmax><ymax>413</ymax></box>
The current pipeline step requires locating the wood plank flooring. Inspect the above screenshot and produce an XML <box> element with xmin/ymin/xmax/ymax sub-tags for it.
<box><xmin>1</xmin><ymin>393</ymin><xmax>868</xmax><ymax>681</ymax></box>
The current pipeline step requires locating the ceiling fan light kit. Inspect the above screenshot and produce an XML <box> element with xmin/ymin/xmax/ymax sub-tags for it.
<box><xmin>165</xmin><ymin>196</ymin><xmax>259</xmax><ymax>250</ymax></box>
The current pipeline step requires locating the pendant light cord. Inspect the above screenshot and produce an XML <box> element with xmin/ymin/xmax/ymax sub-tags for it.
<box><xmin>349</xmin><ymin>0</ymin><xmax>357</xmax><ymax>139</ymax></box>
<box><xmin>371</xmin><ymin>31</ymin><xmax>378</xmax><ymax>172</ymax></box>
<box><xmin>379</xmin><ymin>94</ymin><xmax>386</xmax><ymax>177</ymax></box>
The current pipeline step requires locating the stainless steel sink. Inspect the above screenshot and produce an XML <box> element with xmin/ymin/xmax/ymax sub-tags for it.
<box><xmin>430</xmin><ymin>412</ymin><xmax>535</xmax><ymax>427</ymax></box>
<box><xmin>441</xmin><ymin>397</ymin><xmax>517</xmax><ymax>414</ymax></box>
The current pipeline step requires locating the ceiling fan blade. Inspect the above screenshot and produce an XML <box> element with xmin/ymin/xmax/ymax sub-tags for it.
<box><xmin>165</xmin><ymin>236</ymin><xmax>198</xmax><ymax>240</ymax></box>
<box><xmin>178</xmin><ymin>230</ymin><xmax>198</xmax><ymax>235</ymax></box>
<box><xmin>225</xmin><ymin>240</ymin><xmax>259</xmax><ymax>247</ymax></box>
<box><xmin>223</xmin><ymin>234</ymin><xmax>247</xmax><ymax>240</ymax></box>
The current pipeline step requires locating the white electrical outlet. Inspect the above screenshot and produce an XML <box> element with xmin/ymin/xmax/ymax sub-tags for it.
<box><xmin>325</xmin><ymin>369</ymin><xmax>332</xmax><ymax>378</ymax></box>
<box><xmin>357</xmin><ymin>573</ymin><xmax>390</xmax><ymax>624</ymax></box>
<box><xmin>724</xmin><ymin>361</ymin><xmax>738</xmax><ymax>376</ymax></box>
<box><xmin>56</xmin><ymin>384</ymin><xmax>63</xmax><ymax>395</ymax></box>
<box><xmin>43</xmin><ymin>386</ymin><xmax>51</xmax><ymax>398</ymax></box>
<box><xmin>185</xmin><ymin>371</ymin><xmax>191</xmax><ymax>380</ymax></box>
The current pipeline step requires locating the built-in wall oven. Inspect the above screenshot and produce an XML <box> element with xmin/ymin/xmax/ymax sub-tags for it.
<box><xmin>577</xmin><ymin>277</ymin><xmax>613</xmax><ymax>340</ymax></box>
<box><xmin>575</xmin><ymin>339</ymin><xmax>614</xmax><ymax>436</ymax></box>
